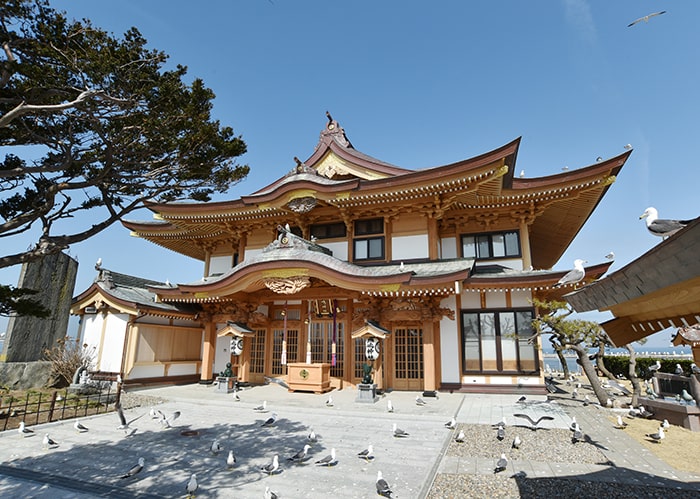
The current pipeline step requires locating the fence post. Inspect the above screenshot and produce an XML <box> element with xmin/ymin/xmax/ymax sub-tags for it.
<box><xmin>48</xmin><ymin>391</ymin><xmax>57</xmax><ymax>422</ymax></box>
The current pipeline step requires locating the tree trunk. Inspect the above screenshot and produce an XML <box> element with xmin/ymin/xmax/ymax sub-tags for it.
<box><xmin>572</xmin><ymin>345</ymin><xmax>609</xmax><ymax>405</ymax></box>
<box><xmin>625</xmin><ymin>344</ymin><xmax>641</xmax><ymax>407</ymax></box>
<box><xmin>595</xmin><ymin>341</ymin><xmax>615</xmax><ymax>380</ymax></box>
<box><xmin>550</xmin><ymin>338</ymin><xmax>570</xmax><ymax>379</ymax></box>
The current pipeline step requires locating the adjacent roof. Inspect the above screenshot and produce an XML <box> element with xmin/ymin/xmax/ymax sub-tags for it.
<box><xmin>564</xmin><ymin>216</ymin><xmax>700</xmax><ymax>347</ymax></box>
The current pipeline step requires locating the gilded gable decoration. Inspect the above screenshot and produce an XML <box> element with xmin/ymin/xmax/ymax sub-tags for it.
<box><xmin>264</xmin><ymin>276</ymin><xmax>311</xmax><ymax>294</ymax></box>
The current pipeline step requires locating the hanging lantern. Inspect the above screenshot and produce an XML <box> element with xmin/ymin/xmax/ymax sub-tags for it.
<box><xmin>365</xmin><ymin>338</ymin><xmax>380</xmax><ymax>361</ymax></box>
<box><xmin>230</xmin><ymin>337</ymin><xmax>244</xmax><ymax>356</ymax></box>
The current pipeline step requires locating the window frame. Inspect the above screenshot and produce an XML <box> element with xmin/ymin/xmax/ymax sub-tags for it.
<box><xmin>460</xmin><ymin>230</ymin><xmax>521</xmax><ymax>260</ymax></box>
<box><xmin>353</xmin><ymin>218</ymin><xmax>385</xmax><ymax>262</ymax></box>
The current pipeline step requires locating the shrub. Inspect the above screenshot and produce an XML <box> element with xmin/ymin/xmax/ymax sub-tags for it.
<box><xmin>42</xmin><ymin>336</ymin><xmax>96</xmax><ymax>387</ymax></box>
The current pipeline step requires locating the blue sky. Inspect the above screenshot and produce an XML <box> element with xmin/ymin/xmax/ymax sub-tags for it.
<box><xmin>2</xmin><ymin>1</ymin><xmax>697</xmax><ymax>349</ymax></box>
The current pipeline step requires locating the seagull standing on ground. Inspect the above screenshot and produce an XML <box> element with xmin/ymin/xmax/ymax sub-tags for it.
<box><xmin>628</xmin><ymin>10</ymin><xmax>666</xmax><ymax>27</ymax></box>
<box><xmin>392</xmin><ymin>423</ymin><xmax>409</xmax><ymax>438</ymax></box>
<box><xmin>445</xmin><ymin>417</ymin><xmax>457</xmax><ymax>430</ymax></box>
<box><xmin>120</xmin><ymin>458</ymin><xmax>144</xmax><ymax>478</ymax></box>
<box><xmin>415</xmin><ymin>395</ymin><xmax>427</xmax><ymax>406</ymax></box>
<box><xmin>42</xmin><ymin>433</ymin><xmax>58</xmax><ymax>449</ymax></box>
<box><xmin>494</xmin><ymin>453</ymin><xmax>508</xmax><ymax>473</ymax></box>
<box><xmin>315</xmin><ymin>447</ymin><xmax>336</xmax><ymax>466</ymax></box>
<box><xmin>358</xmin><ymin>444</ymin><xmax>374</xmax><ymax>461</ymax></box>
<box><xmin>264</xmin><ymin>486</ymin><xmax>279</xmax><ymax>499</ymax></box>
<box><xmin>615</xmin><ymin>415</ymin><xmax>628</xmax><ymax>429</ymax></box>
<box><xmin>261</xmin><ymin>412</ymin><xmax>278</xmax><ymax>427</ymax></box>
<box><xmin>553</xmin><ymin>259</ymin><xmax>587</xmax><ymax>288</ymax></box>
<box><xmin>675</xmin><ymin>364</ymin><xmax>684</xmax><ymax>375</ymax></box>
<box><xmin>253</xmin><ymin>401</ymin><xmax>267</xmax><ymax>412</ymax></box>
<box><xmin>387</xmin><ymin>399</ymin><xmax>394</xmax><ymax>413</ymax></box>
<box><xmin>646</xmin><ymin>427</ymin><xmax>665</xmax><ymax>442</ymax></box>
<box><xmin>261</xmin><ymin>454</ymin><xmax>280</xmax><ymax>475</ymax></box>
<box><xmin>288</xmin><ymin>444</ymin><xmax>311</xmax><ymax>463</ymax></box>
<box><xmin>325</xmin><ymin>395</ymin><xmax>334</xmax><ymax>407</ymax></box>
<box><xmin>639</xmin><ymin>207</ymin><xmax>691</xmax><ymax>239</ymax></box>
<box><xmin>571</xmin><ymin>423</ymin><xmax>583</xmax><ymax>443</ymax></box>
<box><xmin>376</xmin><ymin>471</ymin><xmax>393</xmax><ymax>498</ymax></box>
<box><xmin>18</xmin><ymin>421</ymin><xmax>34</xmax><ymax>437</ymax></box>
<box><xmin>455</xmin><ymin>429</ymin><xmax>466</xmax><ymax>443</ymax></box>
<box><xmin>227</xmin><ymin>450</ymin><xmax>236</xmax><ymax>469</ymax></box>
<box><xmin>496</xmin><ymin>424</ymin><xmax>505</xmax><ymax>440</ymax></box>
<box><xmin>185</xmin><ymin>473</ymin><xmax>198</xmax><ymax>498</ymax></box>
<box><xmin>512</xmin><ymin>435</ymin><xmax>522</xmax><ymax>449</ymax></box>
<box><xmin>210</xmin><ymin>439</ymin><xmax>222</xmax><ymax>455</ymax></box>
<box><xmin>74</xmin><ymin>420</ymin><xmax>89</xmax><ymax>432</ymax></box>
<box><xmin>691</xmin><ymin>363</ymin><xmax>700</xmax><ymax>375</ymax></box>
<box><xmin>307</xmin><ymin>429</ymin><xmax>318</xmax><ymax>443</ymax></box>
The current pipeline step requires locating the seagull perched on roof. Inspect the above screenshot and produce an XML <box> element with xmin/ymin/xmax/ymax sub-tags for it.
<box><xmin>628</xmin><ymin>10</ymin><xmax>666</xmax><ymax>27</ymax></box>
<box><xmin>639</xmin><ymin>207</ymin><xmax>691</xmax><ymax>239</ymax></box>
<box><xmin>553</xmin><ymin>259</ymin><xmax>587</xmax><ymax>288</ymax></box>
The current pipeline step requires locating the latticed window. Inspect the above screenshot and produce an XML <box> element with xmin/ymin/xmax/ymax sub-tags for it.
<box><xmin>271</xmin><ymin>328</ymin><xmax>299</xmax><ymax>375</ymax></box>
<box><xmin>249</xmin><ymin>329</ymin><xmax>266</xmax><ymax>374</ymax></box>
<box><xmin>308</xmin><ymin>321</ymin><xmax>344</xmax><ymax>377</ymax></box>
<box><xmin>394</xmin><ymin>328</ymin><xmax>424</xmax><ymax>380</ymax></box>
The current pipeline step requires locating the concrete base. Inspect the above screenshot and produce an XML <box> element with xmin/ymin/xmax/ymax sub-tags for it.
<box><xmin>356</xmin><ymin>383</ymin><xmax>379</xmax><ymax>403</ymax></box>
<box><xmin>639</xmin><ymin>396</ymin><xmax>700</xmax><ymax>431</ymax></box>
<box><xmin>216</xmin><ymin>376</ymin><xmax>236</xmax><ymax>393</ymax></box>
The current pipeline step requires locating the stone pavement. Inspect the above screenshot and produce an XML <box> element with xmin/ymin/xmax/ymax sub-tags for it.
<box><xmin>0</xmin><ymin>382</ymin><xmax>697</xmax><ymax>498</ymax></box>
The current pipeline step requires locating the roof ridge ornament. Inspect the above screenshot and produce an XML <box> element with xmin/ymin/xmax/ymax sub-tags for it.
<box><xmin>320</xmin><ymin>111</ymin><xmax>352</xmax><ymax>148</ymax></box>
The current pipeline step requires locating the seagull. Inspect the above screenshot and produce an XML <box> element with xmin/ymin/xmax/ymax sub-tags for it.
<box><xmin>376</xmin><ymin>471</ymin><xmax>393</xmax><ymax>498</ymax></box>
<box><xmin>496</xmin><ymin>425</ymin><xmax>505</xmax><ymax>440</ymax></box>
<box><xmin>681</xmin><ymin>389</ymin><xmax>695</xmax><ymax>404</ymax></box>
<box><xmin>210</xmin><ymin>439</ymin><xmax>222</xmax><ymax>455</ymax></box>
<box><xmin>628</xmin><ymin>10</ymin><xmax>666</xmax><ymax>27</ymax></box>
<box><xmin>639</xmin><ymin>207</ymin><xmax>691</xmax><ymax>239</ymax></box>
<box><xmin>288</xmin><ymin>444</ymin><xmax>311</xmax><ymax>463</ymax></box>
<box><xmin>553</xmin><ymin>259</ymin><xmax>587</xmax><ymax>288</ymax></box>
<box><xmin>264</xmin><ymin>486</ymin><xmax>279</xmax><ymax>499</ymax></box>
<box><xmin>325</xmin><ymin>395</ymin><xmax>334</xmax><ymax>407</ymax></box>
<box><xmin>516</xmin><ymin>396</ymin><xmax>527</xmax><ymax>404</ymax></box>
<box><xmin>445</xmin><ymin>417</ymin><xmax>457</xmax><ymax>430</ymax></box>
<box><xmin>315</xmin><ymin>447</ymin><xmax>337</xmax><ymax>466</ymax></box>
<box><xmin>691</xmin><ymin>363</ymin><xmax>700</xmax><ymax>375</ymax></box>
<box><xmin>123</xmin><ymin>427</ymin><xmax>138</xmax><ymax>437</ymax></box>
<box><xmin>646</xmin><ymin>426</ymin><xmax>665</xmax><ymax>442</ymax></box>
<box><xmin>519</xmin><ymin>169</ymin><xmax>525</xmax><ymax>178</ymax></box>
<box><xmin>494</xmin><ymin>453</ymin><xmax>508</xmax><ymax>473</ymax></box>
<box><xmin>149</xmin><ymin>407</ymin><xmax>164</xmax><ymax>420</ymax></box>
<box><xmin>185</xmin><ymin>473</ymin><xmax>198</xmax><ymax>498</ymax></box>
<box><xmin>261</xmin><ymin>412</ymin><xmax>278</xmax><ymax>427</ymax></box>
<box><xmin>160</xmin><ymin>410</ymin><xmax>181</xmax><ymax>428</ymax></box>
<box><xmin>232</xmin><ymin>388</ymin><xmax>241</xmax><ymax>402</ymax></box>
<box><xmin>120</xmin><ymin>457</ymin><xmax>145</xmax><ymax>479</ymax></box>
<box><xmin>387</xmin><ymin>400</ymin><xmax>394</xmax><ymax>413</ymax></box>
<box><xmin>358</xmin><ymin>444</ymin><xmax>374</xmax><ymax>461</ymax></box>
<box><xmin>571</xmin><ymin>423</ymin><xmax>583</xmax><ymax>443</ymax></box>
<box><xmin>415</xmin><ymin>396</ymin><xmax>427</xmax><ymax>406</ymax></box>
<box><xmin>42</xmin><ymin>433</ymin><xmax>58</xmax><ymax>449</ymax></box>
<box><xmin>261</xmin><ymin>454</ymin><xmax>280</xmax><ymax>475</ymax></box>
<box><xmin>512</xmin><ymin>435</ymin><xmax>522</xmax><ymax>449</ymax></box>
<box><xmin>455</xmin><ymin>429</ymin><xmax>466</xmax><ymax>443</ymax></box>
<box><xmin>491</xmin><ymin>416</ymin><xmax>507</xmax><ymax>428</ymax></box>
<box><xmin>307</xmin><ymin>429</ymin><xmax>318</xmax><ymax>443</ymax></box>
<box><xmin>74</xmin><ymin>420</ymin><xmax>89</xmax><ymax>432</ymax></box>
<box><xmin>392</xmin><ymin>423</ymin><xmax>409</xmax><ymax>438</ymax></box>
<box><xmin>615</xmin><ymin>415</ymin><xmax>628</xmax><ymax>429</ymax></box>
<box><xmin>624</xmin><ymin>143</ymin><xmax>632</xmax><ymax>150</ymax></box>
<box><xmin>569</xmin><ymin>417</ymin><xmax>577</xmax><ymax>431</ymax></box>
<box><xmin>513</xmin><ymin>413</ymin><xmax>555</xmax><ymax>430</ymax></box>
<box><xmin>253</xmin><ymin>400</ymin><xmax>267</xmax><ymax>412</ymax></box>
<box><xmin>662</xmin><ymin>419</ymin><xmax>670</xmax><ymax>431</ymax></box>
<box><xmin>605</xmin><ymin>251</ymin><xmax>615</xmax><ymax>260</ymax></box>
<box><xmin>583</xmin><ymin>395</ymin><xmax>590</xmax><ymax>407</ymax></box>
<box><xmin>18</xmin><ymin>421</ymin><xmax>34</xmax><ymax>437</ymax></box>
<box><xmin>675</xmin><ymin>364</ymin><xmax>684</xmax><ymax>375</ymax></box>
<box><xmin>647</xmin><ymin>360</ymin><xmax>661</xmax><ymax>374</ymax></box>
<box><xmin>226</xmin><ymin>450</ymin><xmax>236</xmax><ymax>469</ymax></box>
<box><xmin>572</xmin><ymin>388</ymin><xmax>578</xmax><ymax>399</ymax></box>
<box><xmin>116</xmin><ymin>404</ymin><xmax>144</xmax><ymax>430</ymax></box>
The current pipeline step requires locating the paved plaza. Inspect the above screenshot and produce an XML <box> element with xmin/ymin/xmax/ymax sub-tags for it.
<box><xmin>0</xmin><ymin>382</ymin><xmax>698</xmax><ymax>498</ymax></box>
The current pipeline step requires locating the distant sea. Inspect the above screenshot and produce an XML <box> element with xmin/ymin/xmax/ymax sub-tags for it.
<box><xmin>542</xmin><ymin>346</ymin><xmax>693</xmax><ymax>374</ymax></box>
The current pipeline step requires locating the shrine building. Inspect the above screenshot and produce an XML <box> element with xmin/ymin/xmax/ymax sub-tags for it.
<box><xmin>71</xmin><ymin>115</ymin><xmax>629</xmax><ymax>394</ymax></box>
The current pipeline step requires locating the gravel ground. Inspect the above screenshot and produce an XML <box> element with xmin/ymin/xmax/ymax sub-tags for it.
<box><xmin>118</xmin><ymin>391</ymin><xmax>166</xmax><ymax>410</ymax></box>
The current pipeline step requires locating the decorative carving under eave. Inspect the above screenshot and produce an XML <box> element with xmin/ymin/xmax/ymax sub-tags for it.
<box><xmin>264</xmin><ymin>276</ymin><xmax>311</xmax><ymax>294</ymax></box>
<box><xmin>203</xmin><ymin>301</ymin><xmax>258</xmax><ymax>323</ymax></box>
<box><xmin>352</xmin><ymin>296</ymin><xmax>454</xmax><ymax>326</ymax></box>
<box><xmin>287</xmin><ymin>196</ymin><xmax>317</xmax><ymax>213</ymax></box>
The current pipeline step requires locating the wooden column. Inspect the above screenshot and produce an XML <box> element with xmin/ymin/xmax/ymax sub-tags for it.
<box><xmin>428</xmin><ymin>215</ymin><xmax>439</xmax><ymax>260</ymax></box>
<box><xmin>239</xmin><ymin>337</ymin><xmax>251</xmax><ymax>382</ymax></box>
<box><xmin>200</xmin><ymin>321</ymin><xmax>217</xmax><ymax>383</ymax></box>
<box><xmin>519</xmin><ymin>219</ymin><xmax>532</xmax><ymax>270</ymax></box>
<box><xmin>422</xmin><ymin>320</ymin><xmax>436</xmax><ymax>392</ymax></box>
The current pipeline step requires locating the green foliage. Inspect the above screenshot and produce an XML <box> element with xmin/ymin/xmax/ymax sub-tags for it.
<box><xmin>0</xmin><ymin>283</ymin><xmax>50</xmax><ymax>317</ymax></box>
<box><xmin>0</xmin><ymin>0</ymin><xmax>249</xmax><ymax>269</ymax></box>
<box><xmin>531</xmin><ymin>298</ymin><xmax>603</xmax><ymax>349</ymax></box>
<box><xmin>603</xmin><ymin>356</ymin><xmax>696</xmax><ymax>378</ymax></box>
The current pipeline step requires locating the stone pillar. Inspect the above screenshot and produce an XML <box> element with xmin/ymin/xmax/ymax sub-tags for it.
<box><xmin>2</xmin><ymin>252</ymin><xmax>77</xmax><ymax>362</ymax></box>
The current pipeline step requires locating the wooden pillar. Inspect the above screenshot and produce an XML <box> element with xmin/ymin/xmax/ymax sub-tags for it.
<box><xmin>239</xmin><ymin>337</ymin><xmax>251</xmax><ymax>383</ymax></box>
<box><xmin>200</xmin><ymin>321</ymin><xmax>217</xmax><ymax>383</ymax></box>
<box><xmin>428</xmin><ymin>216</ymin><xmax>439</xmax><ymax>260</ymax></box>
<box><xmin>422</xmin><ymin>320</ymin><xmax>436</xmax><ymax>392</ymax></box>
<box><xmin>519</xmin><ymin>220</ymin><xmax>532</xmax><ymax>270</ymax></box>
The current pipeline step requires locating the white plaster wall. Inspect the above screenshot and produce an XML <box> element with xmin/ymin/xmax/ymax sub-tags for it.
<box><xmin>510</xmin><ymin>290</ymin><xmax>533</xmax><ymax>307</ymax></box>
<box><xmin>485</xmin><ymin>291</ymin><xmax>506</xmax><ymax>308</ymax></box>
<box><xmin>168</xmin><ymin>363</ymin><xmax>198</xmax><ymax>376</ymax></box>
<box><xmin>320</xmin><ymin>241</ymin><xmax>347</xmax><ymax>261</ymax></box>
<box><xmin>392</xmin><ymin>234</ymin><xmax>429</xmax><ymax>260</ymax></box>
<box><xmin>439</xmin><ymin>295</ymin><xmax>461</xmax><ymax>384</ymax></box>
<box><xmin>100</xmin><ymin>313</ymin><xmax>128</xmax><ymax>372</ymax></box>
<box><xmin>440</xmin><ymin>237</ymin><xmax>457</xmax><ymax>260</ymax></box>
<box><xmin>213</xmin><ymin>331</ymin><xmax>232</xmax><ymax>376</ymax></box>
<box><xmin>460</xmin><ymin>291</ymin><xmax>481</xmax><ymax>309</ymax></box>
<box><xmin>81</xmin><ymin>313</ymin><xmax>103</xmax><ymax>370</ymax></box>
<box><xmin>130</xmin><ymin>364</ymin><xmax>165</xmax><ymax>378</ymax></box>
<box><xmin>209</xmin><ymin>254</ymin><xmax>233</xmax><ymax>275</ymax></box>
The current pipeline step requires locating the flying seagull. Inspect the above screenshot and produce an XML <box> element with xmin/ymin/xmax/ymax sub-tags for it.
<box><xmin>444</xmin><ymin>417</ymin><xmax>457</xmax><ymax>430</ymax></box>
<box><xmin>42</xmin><ymin>433</ymin><xmax>58</xmax><ymax>449</ymax></box>
<box><xmin>628</xmin><ymin>10</ymin><xmax>666</xmax><ymax>27</ymax></box>
<box><xmin>261</xmin><ymin>454</ymin><xmax>280</xmax><ymax>475</ymax></box>
<box><xmin>120</xmin><ymin>457</ymin><xmax>144</xmax><ymax>479</ymax></box>
<box><xmin>261</xmin><ymin>412</ymin><xmax>278</xmax><ymax>427</ymax></box>
<box><xmin>315</xmin><ymin>447</ymin><xmax>337</xmax><ymax>467</ymax></box>
<box><xmin>18</xmin><ymin>421</ymin><xmax>34</xmax><ymax>437</ymax></box>
<box><xmin>74</xmin><ymin>420</ymin><xmax>89</xmax><ymax>432</ymax></box>
<box><xmin>185</xmin><ymin>473</ymin><xmax>198</xmax><ymax>498</ymax></box>
<box><xmin>494</xmin><ymin>453</ymin><xmax>508</xmax><ymax>473</ymax></box>
<box><xmin>358</xmin><ymin>444</ymin><xmax>374</xmax><ymax>461</ymax></box>
<box><xmin>553</xmin><ymin>259</ymin><xmax>587</xmax><ymax>288</ymax></box>
<box><xmin>149</xmin><ymin>407</ymin><xmax>164</xmax><ymax>420</ymax></box>
<box><xmin>392</xmin><ymin>423</ymin><xmax>409</xmax><ymax>438</ymax></box>
<box><xmin>288</xmin><ymin>444</ymin><xmax>311</xmax><ymax>463</ymax></box>
<box><xmin>159</xmin><ymin>410</ymin><xmax>181</xmax><ymax>429</ymax></box>
<box><xmin>253</xmin><ymin>400</ymin><xmax>267</xmax><ymax>412</ymax></box>
<box><xmin>226</xmin><ymin>450</ymin><xmax>236</xmax><ymax>469</ymax></box>
<box><xmin>376</xmin><ymin>471</ymin><xmax>393</xmax><ymax>498</ymax></box>
<box><xmin>639</xmin><ymin>207</ymin><xmax>691</xmax><ymax>239</ymax></box>
<box><xmin>513</xmin><ymin>413</ymin><xmax>555</xmax><ymax>430</ymax></box>
<box><xmin>116</xmin><ymin>403</ymin><xmax>144</xmax><ymax>430</ymax></box>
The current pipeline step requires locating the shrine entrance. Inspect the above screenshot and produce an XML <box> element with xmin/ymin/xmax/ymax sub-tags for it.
<box><xmin>392</xmin><ymin>327</ymin><xmax>424</xmax><ymax>391</ymax></box>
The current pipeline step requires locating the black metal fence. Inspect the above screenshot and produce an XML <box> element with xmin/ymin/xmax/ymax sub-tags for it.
<box><xmin>1</xmin><ymin>386</ymin><xmax>117</xmax><ymax>432</ymax></box>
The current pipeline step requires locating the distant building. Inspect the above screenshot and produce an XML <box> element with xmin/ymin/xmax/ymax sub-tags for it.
<box><xmin>72</xmin><ymin>115</ymin><xmax>627</xmax><ymax>393</ymax></box>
